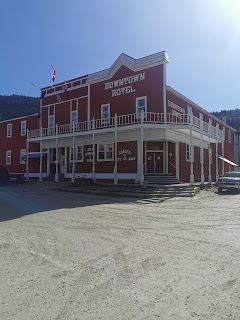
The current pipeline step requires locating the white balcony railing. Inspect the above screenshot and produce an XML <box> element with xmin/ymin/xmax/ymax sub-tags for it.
<box><xmin>27</xmin><ymin>112</ymin><xmax>223</xmax><ymax>140</ymax></box>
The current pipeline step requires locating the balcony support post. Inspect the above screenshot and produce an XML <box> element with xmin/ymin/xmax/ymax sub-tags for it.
<box><xmin>201</xmin><ymin>134</ymin><xmax>204</xmax><ymax>184</ymax></box>
<box><xmin>222</xmin><ymin>142</ymin><xmax>224</xmax><ymax>176</ymax></box>
<box><xmin>140</xmin><ymin>110</ymin><xmax>144</xmax><ymax>185</ymax></box>
<box><xmin>163</xmin><ymin>62</ymin><xmax>167</xmax><ymax>125</ymax></box>
<box><xmin>165</xmin><ymin>141</ymin><xmax>168</xmax><ymax>174</ymax></box>
<box><xmin>71</xmin><ymin>124</ymin><xmax>75</xmax><ymax>183</ymax></box>
<box><xmin>26</xmin><ymin>130</ymin><xmax>29</xmax><ymax>181</ymax></box>
<box><xmin>114</xmin><ymin>114</ymin><xmax>118</xmax><ymax>185</ymax></box>
<box><xmin>39</xmin><ymin>127</ymin><xmax>43</xmax><ymax>182</ymax></box>
<box><xmin>208</xmin><ymin>137</ymin><xmax>212</xmax><ymax>183</ymax></box>
<box><xmin>190</xmin><ymin>114</ymin><xmax>194</xmax><ymax>185</ymax></box>
<box><xmin>47</xmin><ymin>148</ymin><xmax>50</xmax><ymax>177</ymax></box>
<box><xmin>216</xmin><ymin>142</ymin><xmax>219</xmax><ymax>182</ymax></box>
<box><xmin>92</xmin><ymin>117</ymin><xmax>96</xmax><ymax>182</ymax></box>
<box><xmin>64</xmin><ymin>146</ymin><xmax>67</xmax><ymax>177</ymax></box>
<box><xmin>55</xmin><ymin>124</ymin><xmax>59</xmax><ymax>183</ymax></box>
<box><xmin>175</xmin><ymin>141</ymin><xmax>179</xmax><ymax>181</ymax></box>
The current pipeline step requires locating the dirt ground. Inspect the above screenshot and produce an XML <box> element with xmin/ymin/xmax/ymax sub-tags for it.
<box><xmin>1</xmin><ymin>182</ymin><xmax>240</xmax><ymax>320</ymax></box>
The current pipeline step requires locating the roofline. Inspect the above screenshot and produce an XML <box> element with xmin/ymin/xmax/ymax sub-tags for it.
<box><xmin>166</xmin><ymin>86</ymin><xmax>236</xmax><ymax>131</ymax></box>
<box><xmin>0</xmin><ymin>113</ymin><xmax>39</xmax><ymax>124</ymax></box>
<box><xmin>42</xmin><ymin>51</ymin><xmax>169</xmax><ymax>92</ymax></box>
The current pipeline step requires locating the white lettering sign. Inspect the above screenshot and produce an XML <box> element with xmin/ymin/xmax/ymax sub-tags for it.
<box><xmin>104</xmin><ymin>72</ymin><xmax>145</xmax><ymax>97</ymax></box>
<box><xmin>168</xmin><ymin>100</ymin><xmax>185</xmax><ymax>114</ymax></box>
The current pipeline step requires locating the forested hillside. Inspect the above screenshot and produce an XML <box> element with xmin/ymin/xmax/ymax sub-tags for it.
<box><xmin>0</xmin><ymin>95</ymin><xmax>40</xmax><ymax>121</ymax></box>
<box><xmin>212</xmin><ymin>109</ymin><xmax>240</xmax><ymax>133</ymax></box>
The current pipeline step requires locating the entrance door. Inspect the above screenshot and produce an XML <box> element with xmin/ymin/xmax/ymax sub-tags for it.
<box><xmin>147</xmin><ymin>151</ymin><xmax>163</xmax><ymax>173</ymax></box>
<box><xmin>60</xmin><ymin>155</ymin><xmax>65</xmax><ymax>174</ymax></box>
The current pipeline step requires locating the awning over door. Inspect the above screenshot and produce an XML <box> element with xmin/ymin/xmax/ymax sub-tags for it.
<box><xmin>218</xmin><ymin>156</ymin><xmax>238</xmax><ymax>167</ymax></box>
<box><xmin>21</xmin><ymin>152</ymin><xmax>47</xmax><ymax>159</ymax></box>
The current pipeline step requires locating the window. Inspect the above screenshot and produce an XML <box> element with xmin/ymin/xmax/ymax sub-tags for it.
<box><xmin>71</xmin><ymin>110</ymin><xmax>78</xmax><ymax>127</ymax></box>
<box><xmin>223</xmin><ymin>127</ymin><xmax>225</xmax><ymax>141</ymax></box>
<box><xmin>228</xmin><ymin>130</ymin><xmax>231</xmax><ymax>143</ymax></box>
<box><xmin>101</xmin><ymin>104</ymin><xmax>110</xmax><ymax>124</ymax></box>
<box><xmin>7</xmin><ymin>123</ymin><xmax>12</xmax><ymax>138</ymax></box>
<box><xmin>187</xmin><ymin>106</ymin><xmax>192</xmax><ymax>123</ymax></box>
<box><xmin>51</xmin><ymin>149</ymin><xmax>56</xmax><ymax>163</ymax></box>
<box><xmin>200</xmin><ymin>113</ymin><xmax>203</xmax><ymax>129</ymax></box>
<box><xmin>98</xmin><ymin>143</ymin><xmax>113</xmax><ymax>161</ymax></box>
<box><xmin>70</xmin><ymin>145</ymin><xmax>83</xmax><ymax>162</ymax></box>
<box><xmin>6</xmin><ymin>150</ymin><xmax>11</xmax><ymax>165</ymax></box>
<box><xmin>21</xmin><ymin>120</ymin><xmax>26</xmax><ymax>136</ymax></box>
<box><xmin>208</xmin><ymin>118</ymin><xmax>212</xmax><ymax>133</ymax></box>
<box><xmin>49</xmin><ymin>115</ymin><xmax>55</xmax><ymax>134</ymax></box>
<box><xmin>200</xmin><ymin>147</ymin><xmax>204</xmax><ymax>164</ymax></box>
<box><xmin>20</xmin><ymin>149</ymin><xmax>26</xmax><ymax>164</ymax></box>
<box><xmin>216</xmin><ymin>123</ymin><xmax>219</xmax><ymax>137</ymax></box>
<box><xmin>186</xmin><ymin>144</ymin><xmax>194</xmax><ymax>162</ymax></box>
<box><xmin>136</xmin><ymin>96</ymin><xmax>147</xmax><ymax>118</ymax></box>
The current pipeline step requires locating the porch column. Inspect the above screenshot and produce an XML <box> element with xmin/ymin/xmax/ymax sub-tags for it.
<box><xmin>114</xmin><ymin>114</ymin><xmax>118</xmax><ymax>185</ymax></box>
<box><xmin>163</xmin><ymin>62</ymin><xmax>167</xmax><ymax>125</ymax></box>
<box><xmin>163</xmin><ymin>141</ymin><xmax>166</xmax><ymax>173</ymax></box>
<box><xmin>222</xmin><ymin>142</ymin><xmax>224</xmax><ymax>176</ymax></box>
<box><xmin>190</xmin><ymin>113</ymin><xmax>194</xmax><ymax>185</ymax></box>
<box><xmin>140</xmin><ymin>110</ymin><xmax>144</xmax><ymax>185</ymax></box>
<box><xmin>55</xmin><ymin>124</ymin><xmax>59</xmax><ymax>183</ymax></box>
<box><xmin>208</xmin><ymin>137</ymin><xmax>212</xmax><ymax>183</ymax></box>
<box><xmin>39</xmin><ymin>127</ymin><xmax>43</xmax><ymax>182</ymax></box>
<box><xmin>26</xmin><ymin>130</ymin><xmax>29</xmax><ymax>181</ymax></box>
<box><xmin>165</xmin><ymin>141</ymin><xmax>168</xmax><ymax>174</ymax></box>
<box><xmin>47</xmin><ymin>147</ymin><xmax>50</xmax><ymax>177</ymax></box>
<box><xmin>201</xmin><ymin>135</ymin><xmax>204</xmax><ymax>184</ymax></box>
<box><xmin>175</xmin><ymin>141</ymin><xmax>179</xmax><ymax>181</ymax></box>
<box><xmin>216</xmin><ymin>142</ymin><xmax>219</xmax><ymax>182</ymax></box>
<box><xmin>64</xmin><ymin>146</ymin><xmax>67</xmax><ymax>177</ymax></box>
<box><xmin>92</xmin><ymin>117</ymin><xmax>96</xmax><ymax>182</ymax></box>
<box><xmin>71</xmin><ymin>124</ymin><xmax>75</xmax><ymax>183</ymax></box>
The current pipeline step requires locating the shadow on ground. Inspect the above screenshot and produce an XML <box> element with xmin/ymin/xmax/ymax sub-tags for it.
<box><xmin>0</xmin><ymin>182</ymin><xmax>168</xmax><ymax>223</ymax></box>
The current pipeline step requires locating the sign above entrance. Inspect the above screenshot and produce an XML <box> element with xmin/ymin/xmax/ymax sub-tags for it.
<box><xmin>104</xmin><ymin>72</ymin><xmax>145</xmax><ymax>97</ymax></box>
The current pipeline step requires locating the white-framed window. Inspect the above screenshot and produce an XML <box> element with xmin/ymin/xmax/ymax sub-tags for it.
<box><xmin>51</xmin><ymin>149</ymin><xmax>56</xmax><ymax>163</ymax></box>
<box><xmin>7</xmin><ymin>123</ymin><xmax>12</xmax><ymax>138</ymax></box>
<box><xmin>69</xmin><ymin>145</ymin><xmax>83</xmax><ymax>162</ymax></box>
<box><xmin>97</xmin><ymin>143</ymin><xmax>113</xmax><ymax>161</ymax></box>
<box><xmin>20</xmin><ymin>149</ymin><xmax>26</xmax><ymax>164</ymax></box>
<box><xmin>223</xmin><ymin>127</ymin><xmax>225</xmax><ymax>141</ymax></box>
<box><xmin>200</xmin><ymin>147</ymin><xmax>204</xmax><ymax>164</ymax></box>
<box><xmin>136</xmin><ymin>96</ymin><xmax>147</xmax><ymax>118</ymax></box>
<box><xmin>200</xmin><ymin>113</ymin><xmax>203</xmax><ymax>129</ymax></box>
<box><xmin>216</xmin><ymin>123</ymin><xmax>219</xmax><ymax>137</ymax></box>
<box><xmin>186</xmin><ymin>144</ymin><xmax>194</xmax><ymax>162</ymax></box>
<box><xmin>49</xmin><ymin>115</ymin><xmax>55</xmax><ymax>133</ymax></box>
<box><xmin>210</xmin><ymin>148</ymin><xmax>212</xmax><ymax>165</ymax></box>
<box><xmin>228</xmin><ymin>130</ymin><xmax>231</xmax><ymax>143</ymax></box>
<box><xmin>21</xmin><ymin>120</ymin><xmax>26</xmax><ymax>136</ymax></box>
<box><xmin>187</xmin><ymin>106</ymin><xmax>192</xmax><ymax>123</ymax></box>
<box><xmin>208</xmin><ymin>118</ymin><xmax>212</xmax><ymax>133</ymax></box>
<box><xmin>101</xmin><ymin>104</ymin><xmax>110</xmax><ymax>124</ymax></box>
<box><xmin>6</xmin><ymin>150</ymin><xmax>11</xmax><ymax>165</ymax></box>
<box><xmin>71</xmin><ymin>110</ymin><xmax>78</xmax><ymax>128</ymax></box>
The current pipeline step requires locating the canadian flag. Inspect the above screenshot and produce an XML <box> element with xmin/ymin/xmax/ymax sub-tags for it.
<box><xmin>52</xmin><ymin>68</ymin><xmax>56</xmax><ymax>82</ymax></box>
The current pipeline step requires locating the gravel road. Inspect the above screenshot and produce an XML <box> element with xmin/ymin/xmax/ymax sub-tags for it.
<box><xmin>0</xmin><ymin>183</ymin><xmax>240</xmax><ymax>320</ymax></box>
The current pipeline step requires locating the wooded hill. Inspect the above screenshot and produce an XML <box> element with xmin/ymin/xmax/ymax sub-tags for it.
<box><xmin>211</xmin><ymin>109</ymin><xmax>240</xmax><ymax>133</ymax></box>
<box><xmin>0</xmin><ymin>95</ymin><xmax>40</xmax><ymax>121</ymax></box>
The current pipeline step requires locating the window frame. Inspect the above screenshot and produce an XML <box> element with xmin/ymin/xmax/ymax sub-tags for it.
<box><xmin>71</xmin><ymin>110</ymin><xmax>78</xmax><ymax>126</ymax></box>
<box><xmin>101</xmin><ymin>104</ymin><xmax>110</xmax><ymax>124</ymax></box>
<box><xmin>69</xmin><ymin>145</ymin><xmax>83</xmax><ymax>162</ymax></box>
<box><xmin>21</xmin><ymin>120</ymin><xmax>26</xmax><ymax>136</ymax></box>
<box><xmin>228</xmin><ymin>130</ymin><xmax>231</xmax><ymax>143</ymax></box>
<box><xmin>97</xmin><ymin>143</ymin><xmax>114</xmax><ymax>161</ymax></box>
<box><xmin>136</xmin><ymin>96</ymin><xmax>147</xmax><ymax>118</ymax></box>
<box><xmin>6</xmin><ymin>150</ymin><xmax>11</xmax><ymax>165</ymax></box>
<box><xmin>20</xmin><ymin>149</ymin><xmax>26</xmax><ymax>164</ymax></box>
<box><xmin>186</xmin><ymin>144</ymin><xmax>194</xmax><ymax>162</ymax></box>
<box><xmin>7</xmin><ymin>123</ymin><xmax>12</xmax><ymax>138</ymax></box>
<box><xmin>187</xmin><ymin>106</ymin><xmax>192</xmax><ymax>123</ymax></box>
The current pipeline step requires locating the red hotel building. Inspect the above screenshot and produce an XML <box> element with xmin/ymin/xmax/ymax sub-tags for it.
<box><xmin>1</xmin><ymin>51</ymin><xmax>236</xmax><ymax>184</ymax></box>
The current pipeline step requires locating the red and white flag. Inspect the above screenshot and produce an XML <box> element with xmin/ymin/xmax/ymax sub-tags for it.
<box><xmin>52</xmin><ymin>68</ymin><xmax>56</xmax><ymax>82</ymax></box>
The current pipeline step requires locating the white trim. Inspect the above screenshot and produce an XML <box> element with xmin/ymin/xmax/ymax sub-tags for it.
<box><xmin>65</xmin><ymin>172</ymin><xmax>138</xmax><ymax>181</ymax></box>
<box><xmin>186</xmin><ymin>143</ymin><xmax>194</xmax><ymax>162</ymax></box>
<box><xmin>228</xmin><ymin>130</ymin><xmax>231</xmax><ymax>143</ymax></box>
<box><xmin>21</xmin><ymin>120</ymin><xmax>26</xmax><ymax>136</ymax></box>
<box><xmin>166</xmin><ymin>86</ymin><xmax>236</xmax><ymax>131</ymax></box>
<box><xmin>200</xmin><ymin>147</ymin><xmax>204</xmax><ymax>164</ymax></box>
<box><xmin>0</xmin><ymin>113</ymin><xmax>39</xmax><ymax>124</ymax></box>
<box><xmin>7</xmin><ymin>123</ymin><xmax>12</xmax><ymax>138</ymax></box>
<box><xmin>101</xmin><ymin>103</ymin><xmax>110</xmax><ymax>124</ymax></box>
<box><xmin>6</xmin><ymin>150</ymin><xmax>11</xmax><ymax>165</ymax></box>
<box><xmin>48</xmin><ymin>114</ymin><xmax>55</xmax><ymax>129</ymax></box>
<box><xmin>20</xmin><ymin>149</ymin><xmax>26</xmax><ymax>164</ymax></box>
<box><xmin>71</xmin><ymin>109</ymin><xmax>78</xmax><ymax>126</ymax></box>
<box><xmin>69</xmin><ymin>145</ymin><xmax>84</xmax><ymax>162</ymax></box>
<box><xmin>97</xmin><ymin>143</ymin><xmax>114</xmax><ymax>161</ymax></box>
<box><xmin>136</xmin><ymin>96</ymin><xmax>147</xmax><ymax>118</ymax></box>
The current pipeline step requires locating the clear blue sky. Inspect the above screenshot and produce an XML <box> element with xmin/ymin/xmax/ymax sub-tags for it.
<box><xmin>0</xmin><ymin>0</ymin><xmax>240</xmax><ymax>112</ymax></box>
